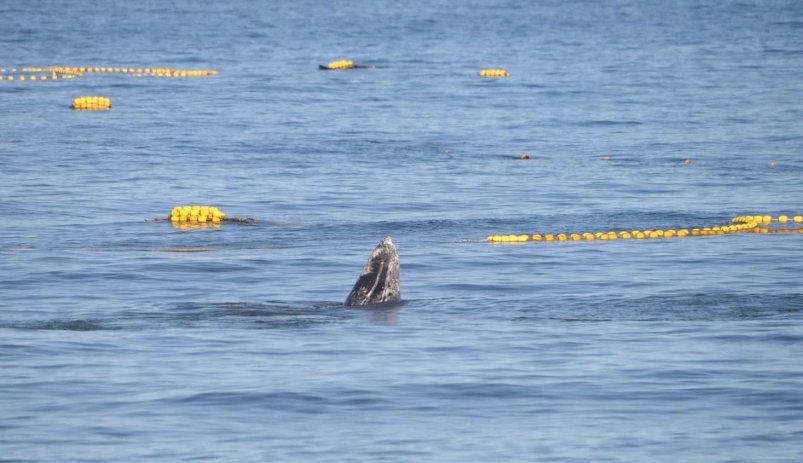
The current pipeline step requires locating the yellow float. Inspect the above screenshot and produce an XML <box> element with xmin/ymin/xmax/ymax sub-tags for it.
<box><xmin>71</xmin><ymin>96</ymin><xmax>111</xmax><ymax>111</ymax></box>
<box><xmin>146</xmin><ymin>206</ymin><xmax>256</xmax><ymax>225</ymax></box>
<box><xmin>479</xmin><ymin>69</ymin><xmax>510</xmax><ymax>77</ymax></box>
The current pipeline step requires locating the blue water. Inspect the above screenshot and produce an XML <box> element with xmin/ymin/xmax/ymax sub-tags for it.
<box><xmin>2</xmin><ymin>0</ymin><xmax>803</xmax><ymax>461</ymax></box>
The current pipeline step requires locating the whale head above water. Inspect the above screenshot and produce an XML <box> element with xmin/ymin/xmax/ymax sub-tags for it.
<box><xmin>345</xmin><ymin>236</ymin><xmax>401</xmax><ymax>306</ymax></box>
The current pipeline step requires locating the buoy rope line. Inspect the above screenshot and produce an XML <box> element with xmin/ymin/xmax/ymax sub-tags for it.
<box><xmin>0</xmin><ymin>66</ymin><xmax>218</xmax><ymax>82</ymax></box>
<box><xmin>486</xmin><ymin>214</ymin><xmax>803</xmax><ymax>243</ymax></box>
<box><xmin>6</xmin><ymin>63</ymin><xmax>507</xmax><ymax>79</ymax></box>
<box><xmin>146</xmin><ymin>205</ymin><xmax>256</xmax><ymax>224</ymax></box>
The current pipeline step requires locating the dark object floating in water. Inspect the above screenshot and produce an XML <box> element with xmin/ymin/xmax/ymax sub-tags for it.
<box><xmin>345</xmin><ymin>236</ymin><xmax>401</xmax><ymax>306</ymax></box>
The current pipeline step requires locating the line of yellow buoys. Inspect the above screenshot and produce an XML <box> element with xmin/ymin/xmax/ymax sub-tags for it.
<box><xmin>0</xmin><ymin>67</ymin><xmax>79</xmax><ymax>81</ymax></box>
<box><xmin>486</xmin><ymin>215</ymin><xmax>803</xmax><ymax>243</ymax></box>
<box><xmin>4</xmin><ymin>63</ymin><xmax>510</xmax><ymax>79</ymax></box>
<box><xmin>0</xmin><ymin>66</ymin><xmax>218</xmax><ymax>82</ymax></box>
<box><xmin>4</xmin><ymin>61</ymin><xmax>509</xmax><ymax>84</ymax></box>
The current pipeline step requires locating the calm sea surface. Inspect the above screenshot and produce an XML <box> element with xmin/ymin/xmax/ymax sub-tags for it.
<box><xmin>2</xmin><ymin>0</ymin><xmax>803</xmax><ymax>461</ymax></box>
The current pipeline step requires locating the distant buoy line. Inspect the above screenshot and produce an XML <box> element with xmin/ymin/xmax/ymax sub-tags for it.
<box><xmin>0</xmin><ymin>66</ymin><xmax>218</xmax><ymax>82</ymax></box>
<box><xmin>3</xmin><ymin>62</ymin><xmax>514</xmax><ymax>81</ymax></box>
<box><xmin>486</xmin><ymin>214</ymin><xmax>803</xmax><ymax>244</ymax></box>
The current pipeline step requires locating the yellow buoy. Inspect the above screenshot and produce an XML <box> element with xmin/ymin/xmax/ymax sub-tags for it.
<box><xmin>325</xmin><ymin>60</ymin><xmax>354</xmax><ymax>70</ymax></box>
<box><xmin>71</xmin><ymin>96</ymin><xmax>111</xmax><ymax>111</ymax></box>
<box><xmin>479</xmin><ymin>69</ymin><xmax>510</xmax><ymax>78</ymax></box>
<box><xmin>165</xmin><ymin>205</ymin><xmax>230</xmax><ymax>223</ymax></box>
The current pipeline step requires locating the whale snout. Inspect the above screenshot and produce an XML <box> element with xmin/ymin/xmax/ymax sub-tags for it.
<box><xmin>345</xmin><ymin>236</ymin><xmax>401</xmax><ymax>307</ymax></box>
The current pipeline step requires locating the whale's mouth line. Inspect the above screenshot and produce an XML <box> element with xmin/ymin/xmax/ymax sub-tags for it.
<box><xmin>365</xmin><ymin>260</ymin><xmax>386</xmax><ymax>302</ymax></box>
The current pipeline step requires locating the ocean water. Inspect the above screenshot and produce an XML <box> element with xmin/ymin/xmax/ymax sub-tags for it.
<box><xmin>2</xmin><ymin>0</ymin><xmax>803</xmax><ymax>461</ymax></box>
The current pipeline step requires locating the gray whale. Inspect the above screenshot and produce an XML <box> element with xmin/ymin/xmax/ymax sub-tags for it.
<box><xmin>345</xmin><ymin>236</ymin><xmax>401</xmax><ymax>306</ymax></box>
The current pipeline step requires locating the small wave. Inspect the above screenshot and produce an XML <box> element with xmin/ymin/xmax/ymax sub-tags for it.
<box><xmin>513</xmin><ymin>293</ymin><xmax>803</xmax><ymax>322</ymax></box>
<box><xmin>164</xmin><ymin>388</ymin><xmax>388</xmax><ymax>413</ymax></box>
<box><xmin>172</xmin><ymin>390</ymin><xmax>326</xmax><ymax>407</ymax></box>
<box><xmin>150</xmin><ymin>247</ymin><xmax>218</xmax><ymax>253</ymax></box>
<box><xmin>5</xmin><ymin>319</ymin><xmax>109</xmax><ymax>331</ymax></box>
<box><xmin>107</xmin><ymin>301</ymin><xmax>351</xmax><ymax>330</ymax></box>
<box><xmin>574</xmin><ymin>119</ymin><xmax>644</xmax><ymax>127</ymax></box>
<box><xmin>1</xmin><ymin>302</ymin><xmax>353</xmax><ymax>332</ymax></box>
<box><xmin>763</xmin><ymin>47</ymin><xmax>803</xmax><ymax>56</ymax></box>
<box><xmin>0</xmin><ymin>247</ymin><xmax>38</xmax><ymax>253</ymax></box>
